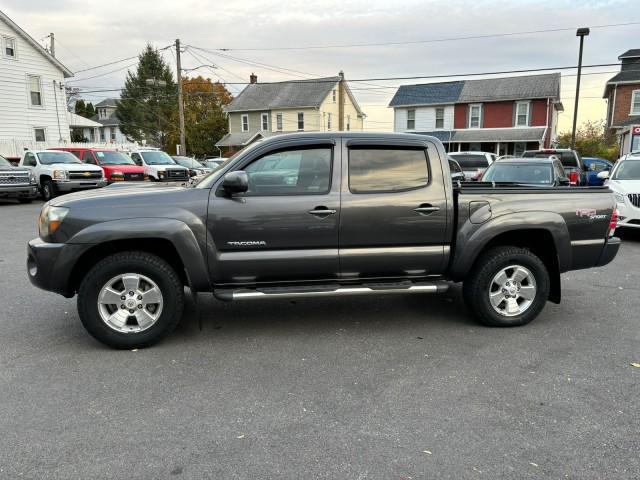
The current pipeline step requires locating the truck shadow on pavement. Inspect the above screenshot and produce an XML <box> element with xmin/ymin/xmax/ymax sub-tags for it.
<box><xmin>168</xmin><ymin>284</ymin><xmax>478</xmax><ymax>344</ymax></box>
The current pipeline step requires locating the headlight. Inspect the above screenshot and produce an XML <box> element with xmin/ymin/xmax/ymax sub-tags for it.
<box><xmin>38</xmin><ymin>205</ymin><xmax>69</xmax><ymax>239</ymax></box>
<box><xmin>158</xmin><ymin>171</ymin><xmax>165</xmax><ymax>178</ymax></box>
<box><xmin>614</xmin><ymin>192</ymin><xmax>626</xmax><ymax>204</ymax></box>
<box><xmin>52</xmin><ymin>170</ymin><xmax>69</xmax><ymax>181</ymax></box>
<box><xmin>29</xmin><ymin>172</ymin><xmax>36</xmax><ymax>184</ymax></box>
<box><xmin>111</xmin><ymin>171</ymin><xmax>124</xmax><ymax>176</ymax></box>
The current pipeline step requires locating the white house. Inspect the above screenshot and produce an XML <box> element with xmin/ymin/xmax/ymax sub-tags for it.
<box><xmin>90</xmin><ymin>98</ymin><xmax>128</xmax><ymax>144</ymax></box>
<box><xmin>0</xmin><ymin>10</ymin><xmax>73</xmax><ymax>146</ymax></box>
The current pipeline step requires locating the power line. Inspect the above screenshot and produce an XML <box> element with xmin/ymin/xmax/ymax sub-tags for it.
<box><xmin>207</xmin><ymin>21</ymin><xmax>640</xmax><ymax>52</ymax></box>
<box><xmin>67</xmin><ymin>62</ymin><xmax>139</xmax><ymax>83</ymax></box>
<box><xmin>71</xmin><ymin>45</ymin><xmax>172</xmax><ymax>74</ymax></box>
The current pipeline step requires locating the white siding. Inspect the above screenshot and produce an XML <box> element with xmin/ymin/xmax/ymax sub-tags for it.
<box><xmin>393</xmin><ymin>105</ymin><xmax>455</xmax><ymax>132</ymax></box>
<box><xmin>0</xmin><ymin>17</ymin><xmax>70</xmax><ymax>142</ymax></box>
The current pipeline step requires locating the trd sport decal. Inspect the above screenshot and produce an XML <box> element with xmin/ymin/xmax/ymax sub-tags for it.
<box><xmin>575</xmin><ymin>208</ymin><xmax>607</xmax><ymax>220</ymax></box>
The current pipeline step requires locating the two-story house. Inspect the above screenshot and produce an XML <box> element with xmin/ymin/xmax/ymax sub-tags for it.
<box><xmin>389</xmin><ymin>73</ymin><xmax>563</xmax><ymax>156</ymax></box>
<box><xmin>0</xmin><ymin>10</ymin><xmax>72</xmax><ymax>148</ymax></box>
<box><xmin>216</xmin><ymin>72</ymin><xmax>365</xmax><ymax>151</ymax></box>
<box><xmin>604</xmin><ymin>49</ymin><xmax>640</xmax><ymax>155</ymax></box>
<box><xmin>90</xmin><ymin>98</ymin><xmax>128</xmax><ymax>143</ymax></box>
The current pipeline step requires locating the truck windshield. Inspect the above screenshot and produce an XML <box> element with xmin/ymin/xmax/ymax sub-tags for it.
<box><xmin>141</xmin><ymin>151</ymin><xmax>176</xmax><ymax>165</ymax></box>
<box><xmin>0</xmin><ymin>156</ymin><xmax>12</xmax><ymax>167</ymax></box>
<box><xmin>482</xmin><ymin>163</ymin><xmax>553</xmax><ymax>184</ymax></box>
<box><xmin>612</xmin><ymin>160</ymin><xmax>640</xmax><ymax>180</ymax></box>
<box><xmin>449</xmin><ymin>154</ymin><xmax>488</xmax><ymax>169</ymax></box>
<box><xmin>95</xmin><ymin>151</ymin><xmax>135</xmax><ymax>165</ymax></box>
<box><xmin>37</xmin><ymin>151</ymin><xmax>82</xmax><ymax>165</ymax></box>
<box><xmin>522</xmin><ymin>151</ymin><xmax>578</xmax><ymax>168</ymax></box>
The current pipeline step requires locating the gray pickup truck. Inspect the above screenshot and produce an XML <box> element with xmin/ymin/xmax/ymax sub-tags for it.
<box><xmin>27</xmin><ymin>133</ymin><xmax>620</xmax><ymax>349</ymax></box>
<box><xmin>0</xmin><ymin>154</ymin><xmax>38</xmax><ymax>203</ymax></box>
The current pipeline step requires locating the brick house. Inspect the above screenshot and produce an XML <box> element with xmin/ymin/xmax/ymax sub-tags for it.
<box><xmin>216</xmin><ymin>72</ymin><xmax>365</xmax><ymax>152</ymax></box>
<box><xmin>389</xmin><ymin>73</ymin><xmax>563</xmax><ymax>156</ymax></box>
<box><xmin>604</xmin><ymin>49</ymin><xmax>640</xmax><ymax>155</ymax></box>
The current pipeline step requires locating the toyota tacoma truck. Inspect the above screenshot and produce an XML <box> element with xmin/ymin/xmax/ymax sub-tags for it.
<box><xmin>0</xmin><ymin>154</ymin><xmax>38</xmax><ymax>203</ymax></box>
<box><xmin>19</xmin><ymin>150</ymin><xmax>106</xmax><ymax>201</ymax></box>
<box><xmin>27</xmin><ymin>133</ymin><xmax>621</xmax><ymax>349</ymax></box>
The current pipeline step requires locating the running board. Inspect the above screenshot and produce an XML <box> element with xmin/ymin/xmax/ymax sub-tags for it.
<box><xmin>214</xmin><ymin>282</ymin><xmax>449</xmax><ymax>301</ymax></box>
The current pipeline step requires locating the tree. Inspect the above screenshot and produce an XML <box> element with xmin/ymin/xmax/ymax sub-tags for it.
<box><xmin>116</xmin><ymin>44</ymin><xmax>177</xmax><ymax>148</ymax></box>
<box><xmin>85</xmin><ymin>102</ymin><xmax>95</xmax><ymax>118</ymax></box>
<box><xmin>74</xmin><ymin>99</ymin><xmax>86</xmax><ymax>117</ymax></box>
<box><xmin>557</xmin><ymin>120</ymin><xmax>618</xmax><ymax>161</ymax></box>
<box><xmin>166</xmin><ymin>76</ymin><xmax>232</xmax><ymax>157</ymax></box>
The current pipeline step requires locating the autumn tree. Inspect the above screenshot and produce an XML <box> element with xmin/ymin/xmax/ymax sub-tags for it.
<box><xmin>117</xmin><ymin>44</ymin><xmax>177</xmax><ymax>148</ymax></box>
<box><xmin>557</xmin><ymin>120</ymin><xmax>618</xmax><ymax>161</ymax></box>
<box><xmin>166</xmin><ymin>76</ymin><xmax>232</xmax><ymax>157</ymax></box>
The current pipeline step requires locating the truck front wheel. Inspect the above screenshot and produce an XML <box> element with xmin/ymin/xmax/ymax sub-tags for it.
<box><xmin>77</xmin><ymin>251</ymin><xmax>184</xmax><ymax>349</ymax></box>
<box><xmin>463</xmin><ymin>246</ymin><xmax>550</xmax><ymax>327</ymax></box>
<box><xmin>41</xmin><ymin>180</ymin><xmax>57</xmax><ymax>201</ymax></box>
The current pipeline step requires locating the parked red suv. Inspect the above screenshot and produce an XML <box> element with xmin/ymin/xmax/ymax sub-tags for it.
<box><xmin>50</xmin><ymin>148</ymin><xmax>148</xmax><ymax>183</ymax></box>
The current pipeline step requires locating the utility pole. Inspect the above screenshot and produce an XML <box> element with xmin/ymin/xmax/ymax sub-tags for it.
<box><xmin>571</xmin><ymin>27</ymin><xmax>590</xmax><ymax>150</ymax></box>
<box><xmin>49</xmin><ymin>32</ymin><xmax>55</xmax><ymax>57</ymax></box>
<box><xmin>175</xmin><ymin>38</ymin><xmax>186</xmax><ymax>156</ymax></box>
<box><xmin>338</xmin><ymin>71</ymin><xmax>345</xmax><ymax>131</ymax></box>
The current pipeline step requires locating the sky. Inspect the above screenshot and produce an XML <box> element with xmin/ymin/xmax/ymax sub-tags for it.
<box><xmin>3</xmin><ymin>0</ymin><xmax>640</xmax><ymax>133</ymax></box>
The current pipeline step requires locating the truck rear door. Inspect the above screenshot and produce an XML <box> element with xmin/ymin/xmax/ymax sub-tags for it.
<box><xmin>338</xmin><ymin>138</ymin><xmax>449</xmax><ymax>279</ymax></box>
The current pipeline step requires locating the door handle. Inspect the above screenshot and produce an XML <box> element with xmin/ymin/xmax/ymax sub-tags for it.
<box><xmin>413</xmin><ymin>205</ymin><xmax>440</xmax><ymax>215</ymax></box>
<box><xmin>308</xmin><ymin>207</ymin><xmax>337</xmax><ymax>216</ymax></box>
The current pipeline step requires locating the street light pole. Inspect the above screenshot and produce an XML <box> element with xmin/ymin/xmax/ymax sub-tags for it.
<box><xmin>571</xmin><ymin>27</ymin><xmax>590</xmax><ymax>150</ymax></box>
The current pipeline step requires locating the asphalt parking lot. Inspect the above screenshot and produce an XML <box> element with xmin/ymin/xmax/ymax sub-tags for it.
<box><xmin>0</xmin><ymin>199</ymin><xmax>638</xmax><ymax>479</ymax></box>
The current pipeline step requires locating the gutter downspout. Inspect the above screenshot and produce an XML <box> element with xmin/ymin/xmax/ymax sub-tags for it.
<box><xmin>53</xmin><ymin>80</ymin><xmax>63</xmax><ymax>142</ymax></box>
<box><xmin>612</xmin><ymin>85</ymin><xmax>617</xmax><ymax>127</ymax></box>
<box><xmin>545</xmin><ymin>98</ymin><xmax>550</xmax><ymax>148</ymax></box>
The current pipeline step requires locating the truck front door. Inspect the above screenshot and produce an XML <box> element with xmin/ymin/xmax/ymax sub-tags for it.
<box><xmin>207</xmin><ymin>140</ymin><xmax>341</xmax><ymax>285</ymax></box>
<box><xmin>339</xmin><ymin>140</ymin><xmax>449</xmax><ymax>280</ymax></box>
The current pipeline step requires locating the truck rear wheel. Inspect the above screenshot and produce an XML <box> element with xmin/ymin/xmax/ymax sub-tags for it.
<box><xmin>463</xmin><ymin>246</ymin><xmax>550</xmax><ymax>327</ymax></box>
<box><xmin>77</xmin><ymin>251</ymin><xmax>184</xmax><ymax>349</ymax></box>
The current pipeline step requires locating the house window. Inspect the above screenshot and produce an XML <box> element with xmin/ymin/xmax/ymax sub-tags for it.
<box><xmin>34</xmin><ymin>128</ymin><xmax>46</xmax><ymax>142</ymax></box>
<box><xmin>241</xmin><ymin>114</ymin><xmax>249</xmax><ymax>132</ymax></box>
<box><xmin>347</xmin><ymin>115</ymin><xmax>351</xmax><ymax>131</ymax></box>
<box><xmin>435</xmin><ymin>108</ymin><xmax>445</xmax><ymax>129</ymax></box>
<box><xmin>110</xmin><ymin>128</ymin><xmax>116</xmax><ymax>141</ymax></box>
<box><xmin>28</xmin><ymin>75</ymin><xmax>42</xmax><ymax>107</ymax></box>
<box><xmin>297</xmin><ymin>112</ymin><xmax>304</xmax><ymax>130</ymax></box>
<box><xmin>332</xmin><ymin>89</ymin><xmax>336</xmax><ymax>102</ymax></box>
<box><xmin>514</xmin><ymin>142</ymin><xmax>526</xmax><ymax>156</ymax></box>
<box><xmin>261</xmin><ymin>113</ymin><xmax>269</xmax><ymax>131</ymax></box>
<box><xmin>4</xmin><ymin>37</ymin><xmax>16</xmax><ymax>58</ymax></box>
<box><xmin>407</xmin><ymin>109</ymin><xmax>415</xmax><ymax>130</ymax></box>
<box><xmin>516</xmin><ymin>102</ymin><xmax>530</xmax><ymax>126</ymax></box>
<box><xmin>276</xmin><ymin>113</ymin><xmax>283</xmax><ymax>131</ymax></box>
<box><xmin>100</xmin><ymin>129</ymin><xmax>105</xmax><ymax>142</ymax></box>
<box><xmin>327</xmin><ymin>113</ymin><xmax>332</xmax><ymax>130</ymax></box>
<box><xmin>469</xmin><ymin>104</ymin><xmax>482</xmax><ymax>128</ymax></box>
<box><xmin>631</xmin><ymin>90</ymin><xmax>640</xmax><ymax>116</ymax></box>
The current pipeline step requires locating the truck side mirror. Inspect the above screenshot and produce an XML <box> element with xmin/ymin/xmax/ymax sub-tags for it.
<box><xmin>597</xmin><ymin>171</ymin><xmax>610</xmax><ymax>180</ymax></box>
<box><xmin>222</xmin><ymin>171</ymin><xmax>249</xmax><ymax>195</ymax></box>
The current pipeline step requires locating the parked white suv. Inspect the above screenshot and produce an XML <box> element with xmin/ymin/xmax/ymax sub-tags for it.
<box><xmin>129</xmin><ymin>149</ymin><xmax>189</xmax><ymax>182</ymax></box>
<box><xmin>599</xmin><ymin>157</ymin><xmax>640</xmax><ymax>229</ymax></box>
<box><xmin>448</xmin><ymin>151</ymin><xmax>497</xmax><ymax>181</ymax></box>
<box><xmin>19</xmin><ymin>150</ymin><xmax>105</xmax><ymax>201</ymax></box>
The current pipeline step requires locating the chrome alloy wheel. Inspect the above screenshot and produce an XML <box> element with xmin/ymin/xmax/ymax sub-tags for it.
<box><xmin>97</xmin><ymin>273</ymin><xmax>163</xmax><ymax>333</ymax></box>
<box><xmin>488</xmin><ymin>265</ymin><xmax>537</xmax><ymax>317</ymax></box>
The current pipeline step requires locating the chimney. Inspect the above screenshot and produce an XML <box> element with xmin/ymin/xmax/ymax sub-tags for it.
<box><xmin>250</xmin><ymin>73</ymin><xmax>258</xmax><ymax>84</ymax></box>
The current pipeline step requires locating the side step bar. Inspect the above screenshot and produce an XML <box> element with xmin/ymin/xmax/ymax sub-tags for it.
<box><xmin>214</xmin><ymin>282</ymin><xmax>449</xmax><ymax>301</ymax></box>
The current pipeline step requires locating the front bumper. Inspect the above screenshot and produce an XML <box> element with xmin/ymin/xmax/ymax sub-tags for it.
<box><xmin>55</xmin><ymin>179</ymin><xmax>107</xmax><ymax>192</ymax></box>
<box><xmin>0</xmin><ymin>185</ymin><xmax>38</xmax><ymax>198</ymax></box>
<box><xmin>595</xmin><ymin>237</ymin><xmax>621</xmax><ymax>267</ymax></box>
<box><xmin>27</xmin><ymin>238</ymin><xmax>89</xmax><ymax>297</ymax></box>
<box><xmin>616</xmin><ymin>202</ymin><xmax>640</xmax><ymax>229</ymax></box>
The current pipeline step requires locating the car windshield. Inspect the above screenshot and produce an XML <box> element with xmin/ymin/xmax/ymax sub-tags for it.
<box><xmin>612</xmin><ymin>160</ymin><xmax>640</xmax><ymax>180</ymax></box>
<box><xmin>141</xmin><ymin>151</ymin><xmax>176</xmax><ymax>165</ymax></box>
<box><xmin>37</xmin><ymin>151</ymin><xmax>82</xmax><ymax>165</ymax></box>
<box><xmin>449</xmin><ymin>154</ymin><xmax>489</xmax><ymax>169</ymax></box>
<box><xmin>173</xmin><ymin>156</ymin><xmax>203</xmax><ymax>168</ymax></box>
<box><xmin>95</xmin><ymin>151</ymin><xmax>135</xmax><ymax>165</ymax></box>
<box><xmin>482</xmin><ymin>163</ymin><xmax>553</xmax><ymax>184</ymax></box>
<box><xmin>0</xmin><ymin>155</ymin><xmax>12</xmax><ymax>167</ymax></box>
<box><xmin>522</xmin><ymin>151</ymin><xmax>578</xmax><ymax>168</ymax></box>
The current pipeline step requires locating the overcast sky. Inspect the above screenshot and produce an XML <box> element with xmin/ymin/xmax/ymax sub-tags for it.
<box><xmin>4</xmin><ymin>0</ymin><xmax>639</xmax><ymax>132</ymax></box>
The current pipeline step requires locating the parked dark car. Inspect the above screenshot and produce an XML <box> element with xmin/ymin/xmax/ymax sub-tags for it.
<box><xmin>27</xmin><ymin>133</ymin><xmax>620</xmax><ymax>349</ymax></box>
<box><xmin>480</xmin><ymin>157</ymin><xmax>570</xmax><ymax>186</ymax></box>
<box><xmin>522</xmin><ymin>149</ymin><xmax>587</xmax><ymax>186</ymax></box>
<box><xmin>583</xmin><ymin>157</ymin><xmax>613</xmax><ymax>186</ymax></box>
<box><xmin>171</xmin><ymin>156</ymin><xmax>212</xmax><ymax>177</ymax></box>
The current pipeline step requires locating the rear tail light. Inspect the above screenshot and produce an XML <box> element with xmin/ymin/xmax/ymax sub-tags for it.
<box><xmin>569</xmin><ymin>171</ymin><xmax>578</xmax><ymax>185</ymax></box>
<box><xmin>608</xmin><ymin>209</ymin><xmax>619</xmax><ymax>237</ymax></box>
<box><xmin>475</xmin><ymin>169</ymin><xmax>484</xmax><ymax>180</ymax></box>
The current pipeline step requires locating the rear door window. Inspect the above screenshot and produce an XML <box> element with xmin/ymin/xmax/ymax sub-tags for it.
<box><xmin>449</xmin><ymin>154</ymin><xmax>489</xmax><ymax>169</ymax></box>
<box><xmin>348</xmin><ymin>147</ymin><xmax>429</xmax><ymax>193</ymax></box>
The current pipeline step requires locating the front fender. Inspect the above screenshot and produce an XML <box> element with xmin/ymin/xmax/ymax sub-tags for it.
<box><xmin>450</xmin><ymin>211</ymin><xmax>571</xmax><ymax>281</ymax></box>
<box><xmin>68</xmin><ymin>217</ymin><xmax>210</xmax><ymax>291</ymax></box>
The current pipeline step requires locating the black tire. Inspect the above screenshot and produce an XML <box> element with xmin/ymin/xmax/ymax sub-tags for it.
<box><xmin>17</xmin><ymin>198</ymin><xmax>33</xmax><ymax>204</ymax></box>
<box><xmin>463</xmin><ymin>246</ymin><xmax>550</xmax><ymax>327</ymax></box>
<box><xmin>77</xmin><ymin>251</ymin><xmax>184</xmax><ymax>349</ymax></box>
<box><xmin>41</xmin><ymin>180</ymin><xmax>56</xmax><ymax>201</ymax></box>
